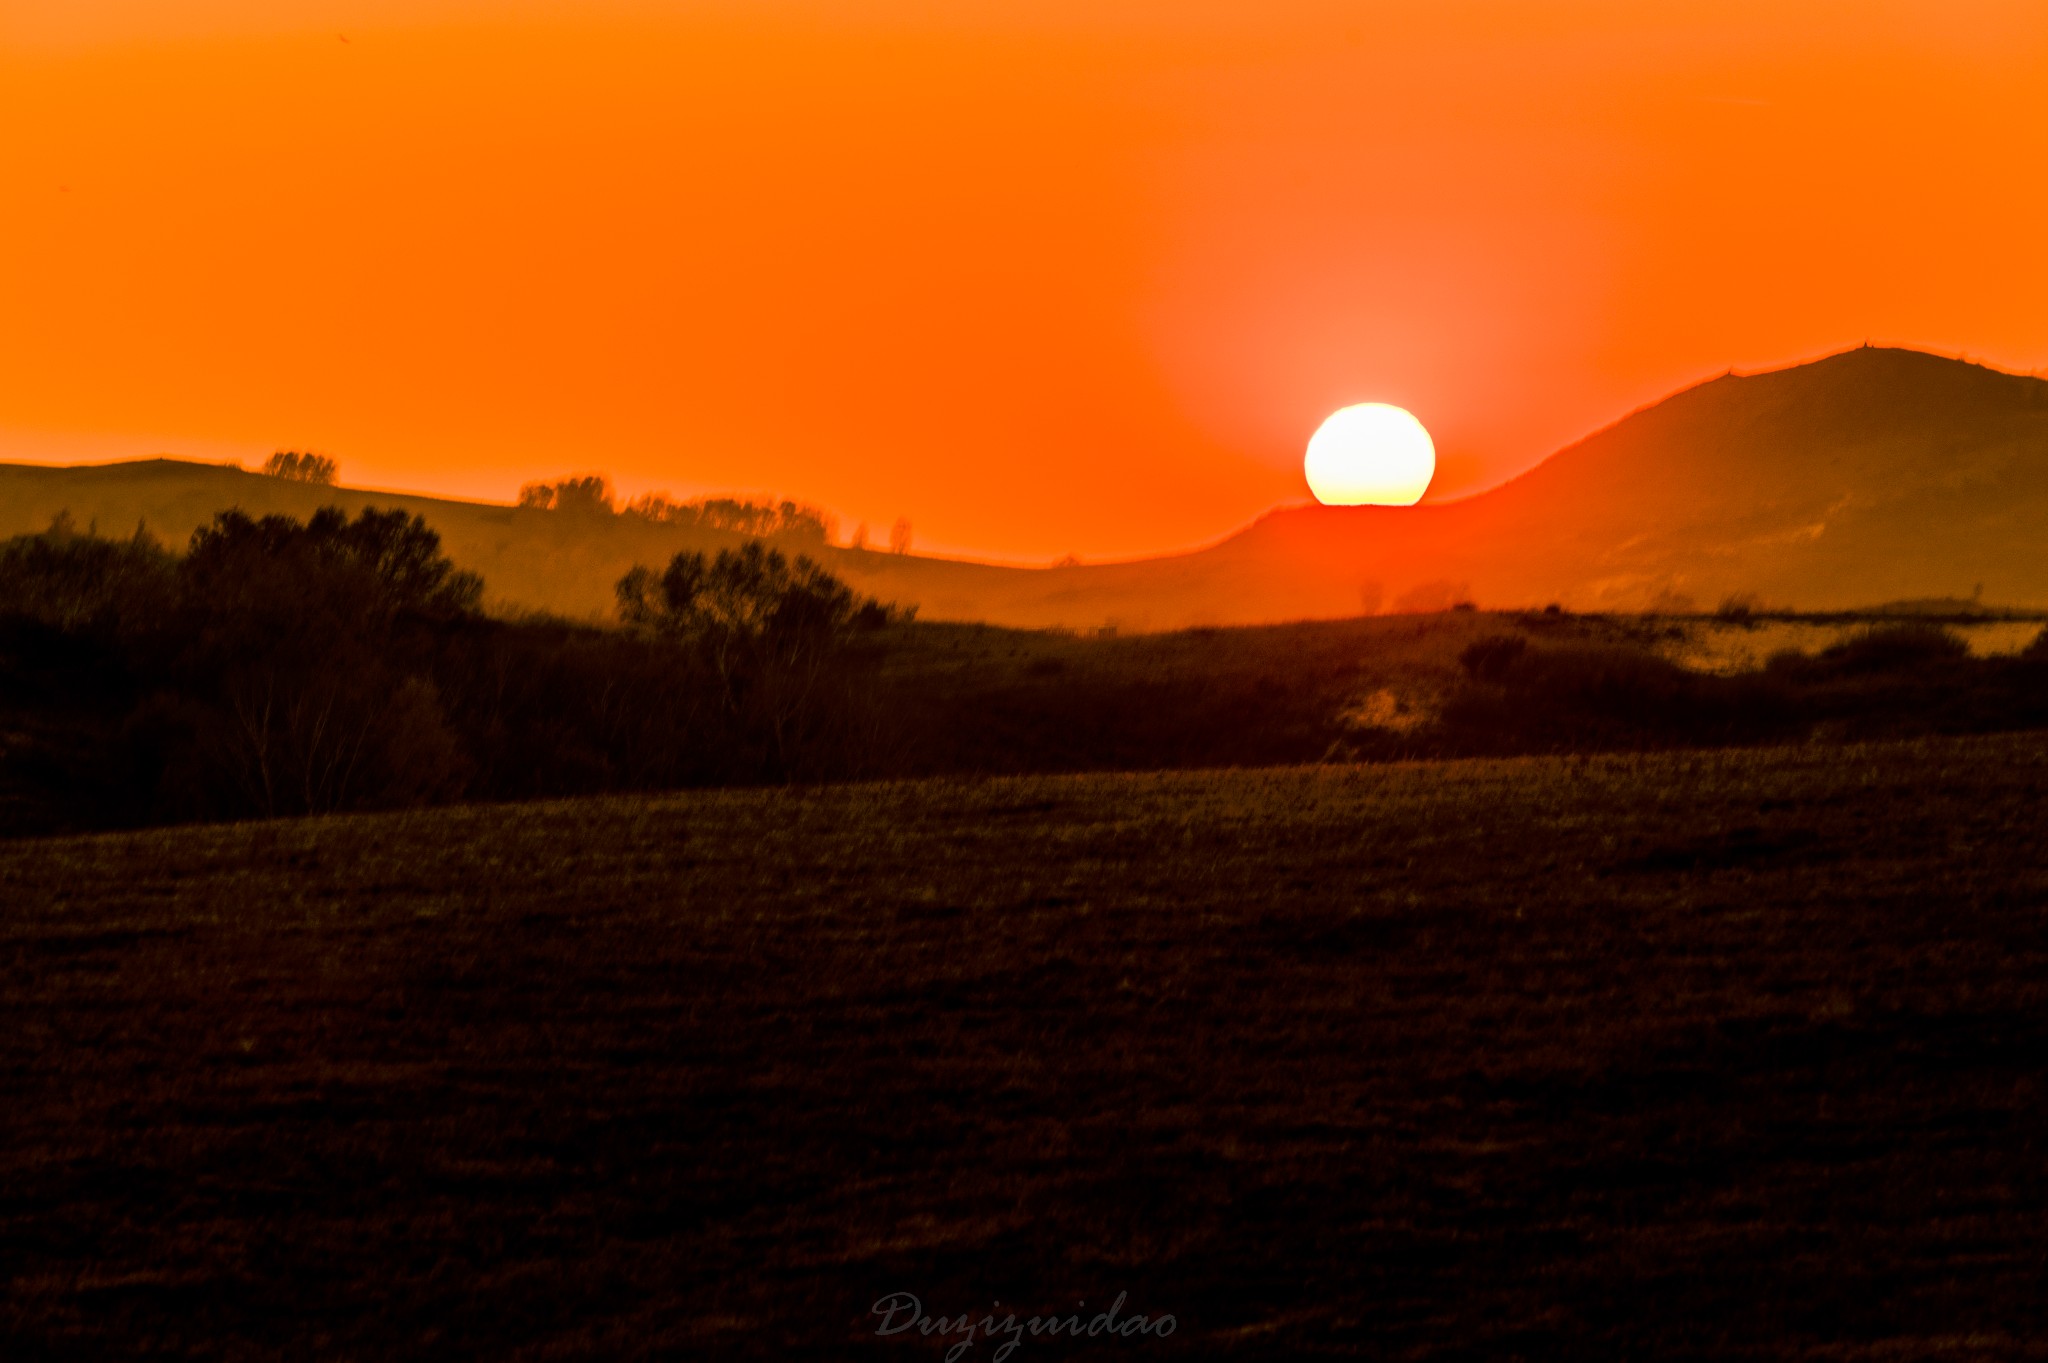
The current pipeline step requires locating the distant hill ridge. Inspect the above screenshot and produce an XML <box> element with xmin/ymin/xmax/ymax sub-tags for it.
<box><xmin>6</xmin><ymin>346</ymin><xmax>2047</xmax><ymax>627</ymax></box>
<box><xmin>1219</xmin><ymin>346</ymin><xmax>2048</xmax><ymax>620</ymax></box>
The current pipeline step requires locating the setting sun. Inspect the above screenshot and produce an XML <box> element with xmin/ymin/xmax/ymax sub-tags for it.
<box><xmin>1304</xmin><ymin>404</ymin><xmax>1435</xmax><ymax>506</ymax></box>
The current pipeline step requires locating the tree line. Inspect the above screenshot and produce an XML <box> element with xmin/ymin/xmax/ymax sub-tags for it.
<box><xmin>516</xmin><ymin>475</ymin><xmax>845</xmax><ymax>544</ymax></box>
<box><xmin>7</xmin><ymin>504</ymin><xmax>2048</xmax><ymax>838</ymax></box>
<box><xmin>517</xmin><ymin>474</ymin><xmax>915</xmax><ymax>553</ymax></box>
<box><xmin>0</xmin><ymin>508</ymin><xmax>904</xmax><ymax>834</ymax></box>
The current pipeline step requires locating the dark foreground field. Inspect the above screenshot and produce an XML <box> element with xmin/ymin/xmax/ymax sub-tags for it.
<box><xmin>4</xmin><ymin>736</ymin><xmax>2047</xmax><ymax>1360</ymax></box>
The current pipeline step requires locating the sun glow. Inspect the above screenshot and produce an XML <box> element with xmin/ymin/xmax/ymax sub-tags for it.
<box><xmin>1304</xmin><ymin>404</ymin><xmax>1436</xmax><ymax>507</ymax></box>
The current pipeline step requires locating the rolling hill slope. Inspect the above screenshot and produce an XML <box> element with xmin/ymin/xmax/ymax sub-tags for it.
<box><xmin>1222</xmin><ymin>345</ymin><xmax>2048</xmax><ymax>620</ymax></box>
<box><xmin>7</xmin><ymin>347</ymin><xmax>2046</xmax><ymax>627</ymax></box>
<box><xmin>0</xmin><ymin>460</ymin><xmax>786</xmax><ymax>620</ymax></box>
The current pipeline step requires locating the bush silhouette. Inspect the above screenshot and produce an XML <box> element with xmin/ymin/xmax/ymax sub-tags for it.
<box><xmin>1814</xmin><ymin>623</ymin><xmax>1969</xmax><ymax>674</ymax></box>
<box><xmin>518</xmin><ymin>475</ymin><xmax>616</xmax><ymax>514</ymax></box>
<box><xmin>0</xmin><ymin>516</ymin><xmax>176</xmax><ymax>633</ymax></box>
<box><xmin>1441</xmin><ymin>638</ymin><xmax>1800</xmax><ymax>752</ymax></box>
<box><xmin>618</xmin><ymin>543</ymin><xmax>897</xmax><ymax>776</ymax></box>
<box><xmin>173</xmin><ymin>508</ymin><xmax>481</xmax><ymax>817</ymax></box>
<box><xmin>261</xmin><ymin>450</ymin><xmax>339</xmax><ymax>484</ymax></box>
<box><xmin>183</xmin><ymin>507</ymin><xmax>483</xmax><ymax>624</ymax></box>
<box><xmin>625</xmin><ymin>493</ymin><xmax>837</xmax><ymax>543</ymax></box>
<box><xmin>1715</xmin><ymin>593</ymin><xmax>1762</xmax><ymax>623</ymax></box>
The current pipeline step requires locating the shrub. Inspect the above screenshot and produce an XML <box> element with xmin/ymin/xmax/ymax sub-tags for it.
<box><xmin>1440</xmin><ymin>639</ymin><xmax>1801</xmax><ymax>752</ymax></box>
<box><xmin>1816</xmin><ymin>623</ymin><xmax>1969</xmax><ymax>674</ymax></box>
<box><xmin>625</xmin><ymin>493</ymin><xmax>837</xmax><ymax>543</ymax></box>
<box><xmin>1716</xmin><ymin>593</ymin><xmax>1762</xmax><ymax>622</ymax></box>
<box><xmin>261</xmin><ymin>450</ymin><xmax>339</xmax><ymax>484</ymax></box>
<box><xmin>173</xmin><ymin>508</ymin><xmax>482</xmax><ymax>817</ymax></box>
<box><xmin>183</xmin><ymin>507</ymin><xmax>482</xmax><ymax>624</ymax></box>
<box><xmin>618</xmin><ymin>541</ymin><xmax>891</xmax><ymax>644</ymax></box>
<box><xmin>518</xmin><ymin>475</ymin><xmax>615</xmax><ymax>514</ymax></box>
<box><xmin>0</xmin><ymin>518</ymin><xmax>176</xmax><ymax>633</ymax></box>
<box><xmin>618</xmin><ymin>542</ymin><xmax>899</xmax><ymax>777</ymax></box>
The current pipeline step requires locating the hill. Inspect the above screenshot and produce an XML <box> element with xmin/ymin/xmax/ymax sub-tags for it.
<box><xmin>0</xmin><ymin>460</ymin><xmax>785</xmax><ymax>620</ymax></box>
<box><xmin>7</xmin><ymin>347</ymin><xmax>2047</xmax><ymax>626</ymax></box>
<box><xmin>1221</xmin><ymin>345</ymin><xmax>2048</xmax><ymax>620</ymax></box>
<box><xmin>5</xmin><ymin>734</ymin><xmax>2047</xmax><ymax>1357</ymax></box>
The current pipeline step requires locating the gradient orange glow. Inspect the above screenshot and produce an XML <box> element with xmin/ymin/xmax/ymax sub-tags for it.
<box><xmin>4</xmin><ymin>1</ymin><xmax>2046</xmax><ymax>560</ymax></box>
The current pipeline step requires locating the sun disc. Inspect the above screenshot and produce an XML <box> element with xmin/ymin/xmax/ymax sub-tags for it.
<box><xmin>1305</xmin><ymin>404</ymin><xmax>1435</xmax><ymax>506</ymax></box>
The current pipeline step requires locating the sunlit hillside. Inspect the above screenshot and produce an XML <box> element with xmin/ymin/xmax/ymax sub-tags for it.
<box><xmin>7</xmin><ymin>347</ymin><xmax>2047</xmax><ymax>628</ymax></box>
<box><xmin>1231</xmin><ymin>345</ymin><xmax>2048</xmax><ymax>620</ymax></box>
<box><xmin>0</xmin><ymin>461</ymin><xmax>780</xmax><ymax>621</ymax></box>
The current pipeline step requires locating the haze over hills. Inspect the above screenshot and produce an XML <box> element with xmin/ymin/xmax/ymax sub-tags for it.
<box><xmin>5</xmin><ymin>347</ymin><xmax>2046</xmax><ymax>629</ymax></box>
<box><xmin>1228</xmin><ymin>345</ymin><xmax>2048</xmax><ymax>620</ymax></box>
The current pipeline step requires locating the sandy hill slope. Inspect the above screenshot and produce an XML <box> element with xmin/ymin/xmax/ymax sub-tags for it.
<box><xmin>7</xmin><ymin>347</ymin><xmax>2046</xmax><ymax>627</ymax></box>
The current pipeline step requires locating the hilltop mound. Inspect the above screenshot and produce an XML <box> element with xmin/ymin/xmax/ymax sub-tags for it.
<box><xmin>6</xmin><ymin>348</ymin><xmax>2046</xmax><ymax>626</ymax></box>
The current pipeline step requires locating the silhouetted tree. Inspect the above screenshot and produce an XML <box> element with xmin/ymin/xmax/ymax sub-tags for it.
<box><xmin>175</xmin><ymin>508</ymin><xmax>479</xmax><ymax>817</ymax></box>
<box><xmin>0</xmin><ymin>516</ymin><xmax>176</xmax><ymax>632</ymax></box>
<box><xmin>518</xmin><ymin>475</ymin><xmax>616</xmax><ymax>514</ymax></box>
<box><xmin>618</xmin><ymin>542</ymin><xmax>897</xmax><ymax>776</ymax></box>
<box><xmin>1716</xmin><ymin>593</ymin><xmax>1762</xmax><ymax>623</ymax></box>
<box><xmin>890</xmin><ymin>517</ymin><xmax>913</xmax><ymax>555</ymax></box>
<box><xmin>624</xmin><ymin>492</ymin><xmax>837</xmax><ymax>543</ymax></box>
<box><xmin>261</xmin><ymin>450</ymin><xmax>339</xmax><ymax>484</ymax></box>
<box><xmin>183</xmin><ymin>507</ymin><xmax>482</xmax><ymax>623</ymax></box>
<box><xmin>621</xmin><ymin>492</ymin><xmax>682</xmax><ymax>522</ymax></box>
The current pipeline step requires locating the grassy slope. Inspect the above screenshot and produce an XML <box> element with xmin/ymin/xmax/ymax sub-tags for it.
<box><xmin>10</xmin><ymin>349</ymin><xmax>2048</xmax><ymax>629</ymax></box>
<box><xmin>0</xmin><ymin>460</ymin><xmax>771</xmax><ymax>621</ymax></box>
<box><xmin>4</xmin><ymin>734</ymin><xmax>2047</xmax><ymax>1359</ymax></box>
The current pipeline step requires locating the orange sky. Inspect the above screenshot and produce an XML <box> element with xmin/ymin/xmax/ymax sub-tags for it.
<box><xmin>5</xmin><ymin>0</ymin><xmax>2046</xmax><ymax>561</ymax></box>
